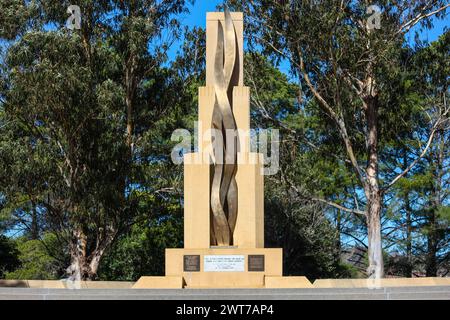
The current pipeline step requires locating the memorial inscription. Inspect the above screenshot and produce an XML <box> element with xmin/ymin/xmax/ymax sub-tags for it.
<box><xmin>248</xmin><ymin>255</ymin><xmax>265</xmax><ymax>272</ymax></box>
<box><xmin>183</xmin><ymin>255</ymin><xmax>200</xmax><ymax>272</ymax></box>
<box><xmin>204</xmin><ymin>255</ymin><xmax>245</xmax><ymax>272</ymax></box>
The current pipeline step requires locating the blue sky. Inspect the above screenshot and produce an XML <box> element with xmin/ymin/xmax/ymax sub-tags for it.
<box><xmin>184</xmin><ymin>0</ymin><xmax>223</xmax><ymax>28</ymax></box>
<box><xmin>166</xmin><ymin>1</ymin><xmax>449</xmax><ymax>78</ymax></box>
<box><xmin>181</xmin><ymin>0</ymin><xmax>448</xmax><ymax>39</ymax></box>
<box><xmin>164</xmin><ymin>0</ymin><xmax>222</xmax><ymax>62</ymax></box>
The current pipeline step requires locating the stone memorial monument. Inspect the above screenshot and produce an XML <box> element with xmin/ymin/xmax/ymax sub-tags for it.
<box><xmin>134</xmin><ymin>10</ymin><xmax>312</xmax><ymax>289</ymax></box>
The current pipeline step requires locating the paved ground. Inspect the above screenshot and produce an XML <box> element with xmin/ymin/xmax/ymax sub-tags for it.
<box><xmin>0</xmin><ymin>286</ymin><xmax>449</xmax><ymax>300</ymax></box>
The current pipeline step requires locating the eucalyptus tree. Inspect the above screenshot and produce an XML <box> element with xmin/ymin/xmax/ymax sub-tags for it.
<box><xmin>227</xmin><ymin>0</ymin><xmax>449</xmax><ymax>278</ymax></box>
<box><xmin>0</xmin><ymin>0</ymin><xmax>193</xmax><ymax>280</ymax></box>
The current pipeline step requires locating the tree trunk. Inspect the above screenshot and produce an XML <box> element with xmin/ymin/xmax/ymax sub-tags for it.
<box><xmin>402</xmin><ymin>152</ymin><xmax>413</xmax><ymax>277</ymax></box>
<box><xmin>66</xmin><ymin>229</ymin><xmax>116</xmax><ymax>277</ymax></box>
<box><xmin>67</xmin><ymin>228</ymin><xmax>87</xmax><ymax>281</ymax></box>
<box><xmin>367</xmin><ymin>192</ymin><xmax>384</xmax><ymax>279</ymax></box>
<box><xmin>426</xmin><ymin>131</ymin><xmax>443</xmax><ymax>277</ymax></box>
<box><xmin>30</xmin><ymin>201</ymin><xmax>39</xmax><ymax>240</ymax></box>
<box><xmin>405</xmin><ymin>195</ymin><xmax>413</xmax><ymax>277</ymax></box>
<box><xmin>126</xmin><ymin>91</ymin><xmax>134</xmax><ymax>152</ymax></box>
<box><xmin>336</xmin><ymin>208</ymin><xmax>342</xmax><ymax>255</ymax></box>
<box><xmin>124</xmin><ymin>6</ymin><xmax>138</xmax><ymax>155</ymax></box>
<box><xmin>88</xmin><ymin>251</ymin><xmax>104</xmax><ymax>279</ymax></box>
<box><xmin>425</xmin><ymin>216</ymin><xmax>438</xmax><ymax>277</ymax></box>
<box><xmin>125</xmin><ymin>73</ymin><xmax>135</xmax><ymax>153</ymax></box>
<box><xmin>365</xmin><ymin>94</ymin><xmax>384</xmax><ymax>279</ymax></box>
<box><xmin>66</xmin><ymin>229</ymin><xmax>108</xmax><ymax>281</ymax></box>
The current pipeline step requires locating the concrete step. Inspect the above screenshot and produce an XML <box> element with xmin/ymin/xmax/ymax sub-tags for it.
<box><xmin>0</xmin><ymin>286</ymin><xmax>449</xmax><ymax>300</ymax></box>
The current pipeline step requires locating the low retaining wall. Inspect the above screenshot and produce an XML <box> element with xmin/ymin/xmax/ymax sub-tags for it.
<box><xmin>313</xmin><ymin>277</ymin><xmax>450</xmax><ymax>288</ymax></box>
<box><xmin>1</xmin><ymin>277</ymin><xmax>449</xmax><ymax>289</ymax></box>
<box><xmin>0</xmin><ymin>280</ymin><xmax>135</xmax><ymax>289</ymax></box>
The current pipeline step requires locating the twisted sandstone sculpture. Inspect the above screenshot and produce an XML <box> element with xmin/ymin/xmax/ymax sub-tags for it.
<box><xmin>210</xmin><ymin>9</ymin><xmax>238</xmax><ymax>246</ymax></box>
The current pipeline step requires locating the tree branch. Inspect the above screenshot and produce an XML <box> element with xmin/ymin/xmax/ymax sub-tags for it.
<box><xmin>396</xmin><ymin>3</ymin><xmax>450</xmax><ymax>35</ymax></box>
<box><xmin>382</xmin><ymin>118</ymin><xmax>444</xmax><ymax>192</ymax></box>
<box><xmin>298</xmin><ymin>55</ymin><xmax>367</xmax><ymax>187</ymax></box>
<box><xmin>310</xmin><ymin>197</ymin><xmax>367</xmax><ymax>216</ymax></box>
<box><xmin>284</xmin><ymin>176</ymin><xmax>367</xmax><ymax>217</ymax></box>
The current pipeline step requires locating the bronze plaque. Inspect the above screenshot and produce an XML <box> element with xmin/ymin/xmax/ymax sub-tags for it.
<box><xmin>248</xmin><ymin>255</ymin><xmax>265</xmax><ymax>272</ymax></box>
<box><xmin>183</xmin><ymin>255</ymin><xmax>200</xmax><ymax>272</ymax></box>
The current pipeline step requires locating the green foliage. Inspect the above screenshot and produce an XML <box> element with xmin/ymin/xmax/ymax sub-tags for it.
<box><xmin>0</xmin><ymin>235</ymin><xmax>20</xmax><ymax>278</ymax></box>
<box><xmin>245</xmin><ymin>54</ymin><xmax>346</xmax><ymax>278</ymax></box>
<box><xmin>98</xmin><ymin>215</ymin><xmax>183</xmax><ymax>281</ymax></box>
<box><xmin>0</xmin><ymin>0</ymin><xmax>196</xmax><ymax>279</ymax></box>
<box><xmin>265</xmin><ymin>191</ymin><xmax>341</xmax><ymax>279</ymax></box>
<box><xmin>4</xmin><ymin>233</ymin><xmax>65</xmax><ymax>280</ymax></box>
<box><xmin>0</xmin><ymin>0</ymin><xmax>36</xmax><ymax>40</ymax></box>
<box><xmin>97</xmin><ymin>165</ymin><xmax>185</xmax><ymax>281</ymax></box>
<box><xmin>226</xmin><ymin>0</ymin><xmax>450</xmax><ymax>277</ymax></box>
<box><xmin>437</xmin><ymin>207</ymin><xmax>450</xmax><ymax>223</ymax></box>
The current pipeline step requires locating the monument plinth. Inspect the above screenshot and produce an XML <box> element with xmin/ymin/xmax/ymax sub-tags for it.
<box><xmin>134</xmin><ymin>11</ymin><xmax>312</xmax><ymax>289</ymax></box>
